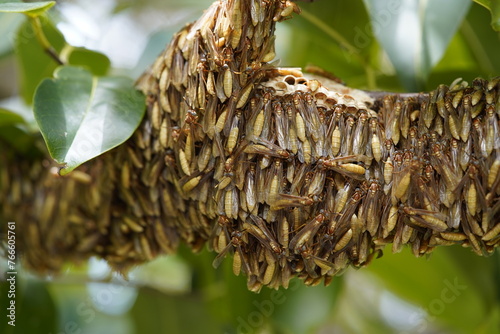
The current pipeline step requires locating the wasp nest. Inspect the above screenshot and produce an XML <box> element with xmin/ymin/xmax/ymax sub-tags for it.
<box><xmin>1</xmin><ymin>0</ymin><xmax>499</xmax><ymax>291</ymax></box>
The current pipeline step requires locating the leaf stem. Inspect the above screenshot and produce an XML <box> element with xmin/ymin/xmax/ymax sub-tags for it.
<box><xmin>29</xmin><ymin>16</ymin><xmax>64</xmax><ymax>65</ymax></box>
<box><xmin>460</xmin><ymin>18</ymin><xmax>495</xmax><ymax>74</ymax></box>
<box><xmin>365</xmin><ymin>67</ymin><xmax>376</xmax><ymax>90</ymax></box>
<box><xmin>300</xmin><ymin>9</ymin><xmax>359</xmax><ymax>55</ymax></box>
<box><xmin>299</xmin><ymin>9</ymin><xmax>377</xmax><ymax>89</ymax></box>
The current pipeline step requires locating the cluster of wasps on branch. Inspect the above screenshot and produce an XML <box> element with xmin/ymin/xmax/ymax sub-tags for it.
<box><xmin>1</xmin><ymin>0</ymin><xmax>499</xmax><ymax>291</ymax></box>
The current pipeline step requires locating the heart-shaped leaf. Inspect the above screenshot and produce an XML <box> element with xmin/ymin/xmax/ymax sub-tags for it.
<box><xmin>0</xmin><ymin>1</ymin><xmax>55</xmax><ymax>18</ymax></box>
<box><xmin>472</xmin><ymin>0</ymin><xmax>500</xmax><ymax>31</ymax></box>
<box><xmin>363</xmin><ymin>0</ymin><xmax>471</xmax><ymax>91</ymax></box>
<box><xmin>34</xmin><ymin>66</ymin><xmax>146</xmax><ymax>175</ymax></box>
<box><xmin>66</xmin><ymin>47</ymin><xmax>111</xmax><ymax>76</ymax></box>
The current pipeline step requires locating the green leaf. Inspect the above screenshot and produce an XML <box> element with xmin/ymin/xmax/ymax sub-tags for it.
<box><xmin>0</xmin><ymin>1</ymin><xmax>55</xmax><ymax>18</ymax></box>
<box><xmin>34</xmin><ymin>66</ymin><xmax>146</xmax><ymax>174</ymax></box>
<box><xmin>66</xmin><ymin>47</ymin><xmax>111</xmax><ymax>76</ymax></box>
<box><xmin>0</xmin><ymin>12</ymin><xmax>23</xmax><ymax>59</ymax></box>
<box><xmin>15</xmin><ymin>17</ymin><xmax>65</xmax><ymax>104</ymax></box>
<box><xmin>473</xmin><ymin>0</ymin><xmax>490</xmax><ymax>6</ymax></box>
<box><xmin>281</xmin><ymin>0</ymin><xmax>374</xmax><ymax>89</ymax></box>
<box><xmin>0</xmin><ymin>125</ymin><xmax>38</xmax><ymax>154</ymax></box>
<box><xmin>363</xmin><ymin>0</ymin><xmax>471</xmax><ymax>91</ymax></box>
<box><xmin>16</xmin><ymin>17</ymin><xmax>112</xmax><ymax>102</ymax></box>
<box><xmin>0</xmin><ymin>108</ymin><xmax>38</xmax><ymax>154</ymax></box>
<box><xmin>427</xmin><ymin>2</ymin><xmax>500</xmax><ymax>90</ymax></box>
<box><xmin>473</xmin><ymin>0</ymin><xmax>500</xmax><ymax>30</ymax></box>
<box><xmin>0</xmin><ymin>108</ymin><xmax>26</xmax><ymax>127</ymax></box>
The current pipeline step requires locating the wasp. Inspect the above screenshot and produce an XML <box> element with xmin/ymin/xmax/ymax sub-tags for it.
<box><xmin>298</xmin><ymin>245</ymin><xmax>334</xmax><ymax>278</ymax></box>
<box><xmin>289</xmin><ymin>212</ymin><xmax>326</xmax><ymax>253</ymax></box>
<box><xmin>362</xmin><ymin>180</ymin><xmax>382</xmax><ymax>236</ymax></box>
<box><xmin>250</xmin><ymin>0</ymin><xmax>263</xmax><ymax>26</ymax></box>
<box><xmin>244</xmin><ymin>139</ymin><xmax>292</xmax><ymax>160</ymax></box>
<box><xmin>370</xmin><ymin>122</ymin><xmax>383</xmax><ymax>163</ymax></box>
<box><xmin>317</xmin><ymin>155</ymin><xmax>367</xmax><ymax>180</ymax></box>
<box><xmin>244</xmin><ymin>164</ymin><xmax>257</xmax><ymax>213</ymax></box>
<box><xmin>352</xmin><ymin>110</ymin><xmax>369</xmax><ymax>156</ymax></box>
<box><xmin>385</xmin><ymin>99</ymin><xmax>401</xmax><ymax>145</ymax></box>
<box><xmin>270</xmin><ymin>193</ymin><xmax>315</xmax><ymax>210</ymax></box>
<box><xmin>226</xmin><ymin>111</ymin><xmax>242</xmax><ymax>153</ymax></box>
<box><xmin>216</xmin><ymin>144</ymin><xmax>248</xmax><ymax>190</ymax></box>
<box><xmin>266</xmin><ymin>160</ymin><xmax>283</xmax><ymax>204</ymax></box>
<box><xmin>275</xmin><ymin>1</ymin><xmax>301</xmax><ymax>21</ymax></box>
<box><xmin>212</xmin><ymin>230</ymin><xmax>251</xmax><ymax>274</ymax></box>
<box><xmin>339</xmin><ymin>114</ymin><xmax>356</xmax><ymax>156</ymax></box>
<box><xmin>454</xmin><ymin>161</ymin><xmax>487</xmax><ymax>217</ymax></box>
<box><xmin>246</xmin><ymin>216</ymin><xmax>288</xmax><ymax>267</ymax></box>
<box><xmin>399</xmin><ymin>205</ymin><xmax>448</xmax><ymax>232</ymax></box>
<box><xmin>380</xmin><ymin>204</ymin><xmax>398</xmax><ymax>238</ymax></box>
<box><xmin>390</xmin><ymin>150</ymin><xmax>419</xmax><ymax>204</ymax></box>
<box><xmin>224</xmin><ymin>186</ymin><xmax>240</xmax><ymax>219</ymax></box>
<box><xmin>209</xmin><ymin>215</ymin><xmax>232</xmax><ymax>252</ymax></box>
<box><xmin>273</xmin><ymin>101</ymin><xmax>289</xmax><ymax>149</ymax></box>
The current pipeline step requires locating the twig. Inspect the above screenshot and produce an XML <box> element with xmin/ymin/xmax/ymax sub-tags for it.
<box><xmin>29</xmin><ymin>16</ymin><xmax>64</xmax><ymax>66</ymax></box>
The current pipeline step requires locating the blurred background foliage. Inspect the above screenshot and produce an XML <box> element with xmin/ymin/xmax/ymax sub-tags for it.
<box><xmin>0</xmin><ymin>0</ymin><xmax>500</xmax><ymax>333</ymax></box>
